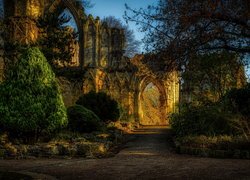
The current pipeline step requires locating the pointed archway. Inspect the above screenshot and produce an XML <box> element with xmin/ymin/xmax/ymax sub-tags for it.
<box><xmin>47</xmin><ymin>0</ymin><xmax>85</xmax><ymax>69</ymax></box>
<box><xmin>136</xmin><ymin>76</ymin><xmax>168</xmax><ymax>126</ymax></box>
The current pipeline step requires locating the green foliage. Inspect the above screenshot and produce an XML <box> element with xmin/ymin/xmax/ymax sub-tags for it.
<box><xmin>67</xmin><ymin>105</ymin><xmax>101</xmax><ymax>133</ymax></box>
<box><xmin>0</xmin><ymin>47</ymin><xmax>68</xmax><ymax>142</ymax></box>
<box><xmin>170</xmin><ymin>105</ymin><xmax>241</xmax><ymax>137</ymax></box>
<box><xmin>182</xmin><ymin>52</ymin><xmax>246</xmax><ymax>104</ymax></box>
<box><xmin>172</xmin><ymin>83</ymin><xmax>250</xmax><ymax>138</ymax></box>
<box><xmin>76</xmin><ymin>91</ymin><xmax>120</xmax><ymax>122</ymax></box>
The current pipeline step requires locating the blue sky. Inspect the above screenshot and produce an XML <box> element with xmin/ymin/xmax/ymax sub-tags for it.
<box><xmin>86</xmin><ymin>0</ymin><xmax>158</xmax><ymax>51</ymax></box>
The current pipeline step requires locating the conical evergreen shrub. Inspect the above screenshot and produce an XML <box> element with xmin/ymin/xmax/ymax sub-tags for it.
<box><xmin>0</xmin><ymin>47</ymin><xmax>67</xmax><ymax>142</ymax></box>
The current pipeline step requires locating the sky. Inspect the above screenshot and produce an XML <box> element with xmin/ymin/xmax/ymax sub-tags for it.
<box><xmin>85</xmin><ymin>0</ymin><xmax>158</xmax><ymax>51</ymax></box>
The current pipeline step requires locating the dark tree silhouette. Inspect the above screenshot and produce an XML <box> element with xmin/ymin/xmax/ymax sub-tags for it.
<box><xmin>125</xmin><ymin>0</ymin><xmax>250</xmax><ymax>70</ymax></box>
<box><xmin>37</xmin><ymin>8</ymin><xmax>78</xmax><ymax>66</ymax></box>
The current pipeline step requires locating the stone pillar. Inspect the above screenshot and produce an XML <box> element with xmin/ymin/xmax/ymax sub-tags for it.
<box><xmin>95</xmin><ymin>18</ymin><xmax>100</xmax><ymax>67</ymax></box>
<box><xmin>110</xmin><ymin>28</ymin><xmax>124</xmax><ymax>68</ymax></box>
<box><xmin>4</xmin><ymin>0</ymin><xmax>41</xmax><ymax>44</ymax></box>
<box><xmin>7</xmin><ymin>17</ymin><xmax>39</xmax><ymax>44</ymax></box>
<box><xmin>84</xmin><ymin>17</ymin><xmax>97</xmax><ymax>67</ymax></box>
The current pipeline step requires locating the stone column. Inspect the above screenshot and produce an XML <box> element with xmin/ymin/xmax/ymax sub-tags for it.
<box><xmin>4</xmin><ymin>0</ymin><xmax>41</xmax><ymax>44</ymax></box>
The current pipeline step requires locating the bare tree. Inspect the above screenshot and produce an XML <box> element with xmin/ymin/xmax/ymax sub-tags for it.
<box><xmin>125</xmin><ymin>0</ymin><xmax>250</xmax><ymax>70</ymax></box>
<box><xmin>102</xmin><ymin>16</ymin><xmax>141</xmax><ymax>58</ymax></box>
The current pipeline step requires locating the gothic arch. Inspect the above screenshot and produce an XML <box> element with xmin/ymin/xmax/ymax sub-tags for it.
<box><xmin>46</xmin><ymin>0</ymin><xmax>85</xmax><ymax>68</ymax></box>
<box><xmin>47</xmin><ymin>0</ymin><xmax>84</xmax><ymax>30</ymax></box>
<box><xmin>135</xmin><ymin>76</ymin><xmax>168</xmax><ymax>125</ymax></box>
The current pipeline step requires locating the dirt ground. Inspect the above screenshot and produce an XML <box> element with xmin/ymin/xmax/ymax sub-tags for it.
<box><xmin>0</xmin><ymin>126</ymin><xmax>250</xmax><ymax>179</ymax></box>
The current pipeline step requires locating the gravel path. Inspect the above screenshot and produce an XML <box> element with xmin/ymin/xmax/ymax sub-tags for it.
<box><xmin>0</xmin><ymin>126</ymin><xmax>250</xmax><ymax>179</ymax></box>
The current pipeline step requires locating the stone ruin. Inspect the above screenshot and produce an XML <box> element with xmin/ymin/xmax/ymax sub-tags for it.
<box><xmin>1</xmin><ymin>0</ymin><xmax>179</xmax><ymax>125</ymax></box>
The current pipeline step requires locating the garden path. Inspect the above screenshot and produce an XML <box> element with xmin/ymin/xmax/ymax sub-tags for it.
<box><xmin>0</xmin><ymin>126</ymin><xmax>250</xmax><ymax>179</ymax></box>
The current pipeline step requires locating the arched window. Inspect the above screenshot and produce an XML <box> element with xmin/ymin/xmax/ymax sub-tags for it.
<box><xmin>57</xmin><ymin>8</ymin><xmax>80</xmax><ymax>67</ymax></box>
<box><xmin>140</xmin><ymin>82</ymin><xmax>162</xmax><ymax>125</ymax></box>
<box><xmin>40</xmin><ymin>0</ymin><xmax>84</xmax><ymax>67</ymax></box>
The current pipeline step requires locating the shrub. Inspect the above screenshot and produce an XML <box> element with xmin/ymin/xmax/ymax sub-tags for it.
<box><xmin>67</xmin><ymin>105</ymin><xmax>101</xmax><ymax>133</ymax></box>
<box><xmin>76</xmin><ymin>91</ymin><xmax>120</xmax><ymax>122</ymax></box>
<box><xmin>170</xmin><ymin>105</ymin><xmax>241</xmax><ymax>137</ymax></box>
<box><xmin>220</xmin><ymin>84</ymin><xmax>250</xmax><ymax>136</ymax></box>
<box><xmin>0</xmin><ymin>47</ymin><xmax>67</xmax><ymax>143</ymax></box>
<box><xmin>223</xmin><ymin>84</ymin><xmax>250</xmax><ymax>117</ymax></box>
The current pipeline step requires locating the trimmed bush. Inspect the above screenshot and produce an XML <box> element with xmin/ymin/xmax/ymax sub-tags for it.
<box><xmin>0</xmin><ymin>47</ymin><xmax>67</xmax><ymax>142</ymax></box>
<box><xmin>76</xmin><ymin>91</ymin><xmax>120</xmax><ymax>122</ymax></box>
<box><xmin>67</xmin><ymin>105</ymin><xmax>101</xmax><ymax>133</ymax></box>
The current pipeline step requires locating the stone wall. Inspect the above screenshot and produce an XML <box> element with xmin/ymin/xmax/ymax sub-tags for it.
<box><xmin>57</xmin><ymin>77</ymin><xmax>82</xmax><ymax>107</ymax></box>
<box><xmin>81</xmin><ymin>56</ymin><xmax>180</xmax><ymax>125</ymax></box>
<box><xmin>82</xmin><ymin>16</ymin><xmax>124</xmax><ymax>69</ymax></box>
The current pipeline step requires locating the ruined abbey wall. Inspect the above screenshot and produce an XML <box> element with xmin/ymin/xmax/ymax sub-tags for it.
<box><xmin>80</xmin><ymin>55</ymin><xmax>179</xmax><ymax>125</ymax></box>
<box><xmin>3</xmin><ymin>0</ymin><xmax>180</xmax><ymax>125</ymax></box>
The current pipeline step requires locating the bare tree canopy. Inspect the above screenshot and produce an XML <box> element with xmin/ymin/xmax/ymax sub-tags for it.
<box><xmin>78</xmin><ymin>0</ymin><xmax>94</xmax><ymax>9</ymax></box>
<box><xmin>125</xmin><ymin>0</ymin><xmax>250</xmax><ymax>68</ymax></box>
<box><xmin>182</xmin><ymin>52</ymin><xmax>247</xmax><ymax>104</ymax></box>
<box><xmin>102</xmin><ymin>16</ymin><xmax>141</xmax><ymax>58</ymax></box>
